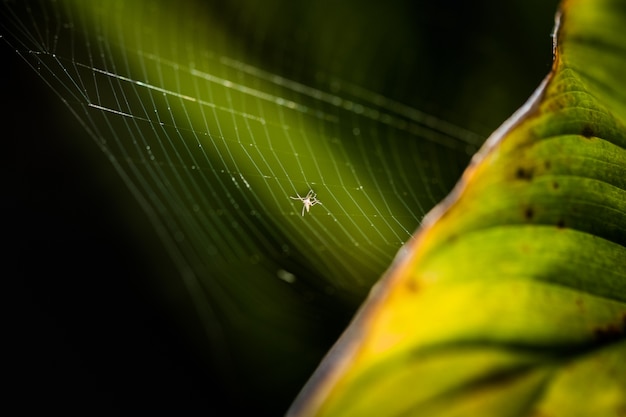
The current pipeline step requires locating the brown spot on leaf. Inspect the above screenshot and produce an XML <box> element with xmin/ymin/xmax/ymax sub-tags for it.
<box><xmin>447</xmin><ymin>233</ymin><xmax>459</xmax><ymax>244</ymax></box>
<box><xmin>552</xmin><ymin>181</ymin><xmax>560</xmax><ymax>190</ymax></box>
<box><xmin>524</xmin><ymin>207</ymin><xmax>534</xmax><ymax>220</ymax></box>
<box><xmin>406</xmin><ymin>280</ymin><xmax>420</xmax><ymax>293</ymax></box>
<box><xmin>516</xmin><ymin>167</ymin><xmax>534</xmax><ymax>181</ymax></box>
<box><xmin>581</xmin><ymin>124</ymin><xmax>595</xmax><ymax>138</ymax></box>
<box><xmin>575</xmin><ymin>298</ymin><xmax>584</xmax><ymax>311</ymax></box>
<box><xmin>593</xmin><ymin>315</ymin><xmax>626</xmax><ymax>342</ymax></box>
<box><xmin>594</xmin><ymin>325</ymin><xmax>622</xmax><ymax>342</ymax></box>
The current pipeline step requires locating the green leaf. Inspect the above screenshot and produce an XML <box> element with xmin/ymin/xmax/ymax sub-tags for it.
<box><xmin>287</xmin><ymin>0</ymin><xmax>626</xmax><ymax>416</ymax></box>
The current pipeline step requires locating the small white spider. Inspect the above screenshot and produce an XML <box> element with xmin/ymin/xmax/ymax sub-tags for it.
<box><xmin>290</xmin><ymin>189</ymin><xmax>322</xmax><ymax>216</ymax></box>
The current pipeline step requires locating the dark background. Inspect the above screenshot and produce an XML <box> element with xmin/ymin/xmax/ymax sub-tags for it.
<box><xmin>3</xmin><ymin>1</ymin><xmax>558</xmax><ymax>415</ymax></box>
<box><xmin>5</xmin><ymin>50</ymin><xmax>221</xmax><ymax>414</ymax></box>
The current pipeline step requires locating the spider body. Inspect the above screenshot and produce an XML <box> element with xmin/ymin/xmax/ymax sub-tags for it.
<box><xmin>290</xmin><ymin>189</ymin><xmax>322</xmax><ymax>216</ymax></box>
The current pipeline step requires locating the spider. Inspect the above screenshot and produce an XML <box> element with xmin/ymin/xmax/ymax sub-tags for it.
<box><xmin>290</xmin><ymin>189</ymin><xmax>322</xmax><ymax>216</ymax></box>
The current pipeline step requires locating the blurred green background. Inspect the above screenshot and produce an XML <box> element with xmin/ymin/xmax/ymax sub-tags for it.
<box><xmin>4</xmin><ymin>0</ymin><xmax>558</xmax><ymax>414</ymax></box>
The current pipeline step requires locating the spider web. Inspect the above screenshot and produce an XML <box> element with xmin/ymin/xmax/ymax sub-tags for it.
<box><xmin>1</xmin><ymin>0</ymin><xmax>556</xmax><ymax>412</ymax></box>
<box><xmin>2</xmin><ymin>1</ymin><xmax>480</xmax><ymax>289</ymax></box>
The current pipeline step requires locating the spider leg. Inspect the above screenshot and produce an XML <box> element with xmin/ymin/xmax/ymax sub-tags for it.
<box><xmin>301</xmin><ymin>205</ymin><xmax>306</xmax><ymax>216</ymax></box>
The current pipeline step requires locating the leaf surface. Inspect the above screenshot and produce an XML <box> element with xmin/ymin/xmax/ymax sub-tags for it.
<box><xmin>288</xmin><ymin>1</ymin><xmax>626</xmax><ymax>416</ymax></box>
